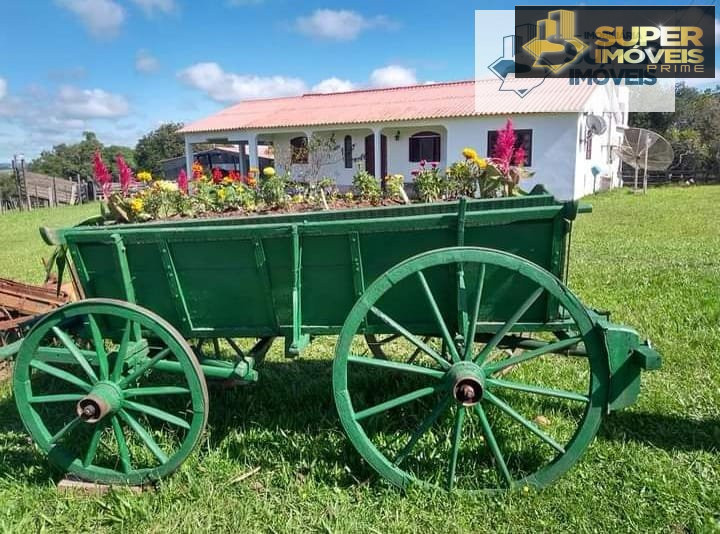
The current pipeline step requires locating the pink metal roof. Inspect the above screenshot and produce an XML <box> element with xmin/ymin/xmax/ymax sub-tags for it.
<box><xmin>180</xmin><ymin>78</ymin><xmax>597</xmax><ymax>134</ymax></box>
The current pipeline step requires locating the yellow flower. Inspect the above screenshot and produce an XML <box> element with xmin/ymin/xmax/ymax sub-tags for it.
<box><xmin>137</xmin><ymin>171</ymin><xmax>152</xmax><ymax>182</ymax></box>
<box><xmin>217</xmin><ymin>188</ymin><xmax>226</xmax><ymax>201</ymax></box>
<box><xmin>129</xmin><ymin>197</ymin><xmax>144</xmax><ymax>213</ymax></box>
<box><xmin>473</xmin><ymin>157</ymin><xmax>487</xmax><ymax>169</ymax></box>
<box><xmin>462</xmin><ymin>147</ymin><xmax>478</xmax><ymax>160</ymax></box>
<box><xmin>263</xmin><ymin>167</ymin><xmax>276</xmax><ymax>177</ymax></box>
<box><xmin>154</xmin><ymin>180</ymin><xmax>178</xmax><ymax>192</ymax></box>
<box><xmin>222</xmin><ymin>176</ymin><xmax>233</xmax><ymax>184</ymax></box>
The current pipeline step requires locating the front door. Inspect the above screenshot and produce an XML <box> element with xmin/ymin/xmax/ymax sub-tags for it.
<box><xmin>364</xmin><ymin>134</ymin><xmax>387</xmax><ymax>178</ymax></box>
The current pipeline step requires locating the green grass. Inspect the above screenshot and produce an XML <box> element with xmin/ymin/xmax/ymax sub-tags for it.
<box><xmin>0</xmin><ymin>189</ymin><xmax>719</xmax><ymax>533</ymax></box>
<box><xmin>0</xmin><ymin>203</ymin><xmax>99</xmax><ymax>284</ymax></box>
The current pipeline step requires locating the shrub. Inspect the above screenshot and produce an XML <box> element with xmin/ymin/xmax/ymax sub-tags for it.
<box><xmin>412</xmin><ymin>161</ymin><xmax>444</xmax><ymax>202</ymax></box>
<box><xmin>385</xmin><ymin>174</ymin><xmax>406</xmax><ymax>202</ymax></box>
<box><xmin>260</xmin><ymin>171</ymin><xmax>289</xmax><ymax>207</ymax></box>
<box><xmin>353</xmin><ymin>169</ymin><xmax>381</xmax><ymax>204</ymax></box>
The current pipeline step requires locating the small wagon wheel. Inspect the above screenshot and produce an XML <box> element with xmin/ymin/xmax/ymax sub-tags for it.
<box><xmin>334</xmin><ymin>247</ymin><xmax>607</xmax><ymax>493</ymax></box>
<box><xmin>13</xmin><ymin>299</ymin><xmax>208</xmax><ymax>485</ymax></box>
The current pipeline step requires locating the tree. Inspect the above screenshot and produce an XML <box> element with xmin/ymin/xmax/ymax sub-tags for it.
<box><xmin>134</xmin><ymin>122</ymin><xmax>185</xmax><ymax>176</ymax></box>
<box><xmin>629</xmin><ymin>83</ymin><xmax>720</xmax><ymax>175</ymax></box>
<box><xmin>29</xmin><ymin>131</ymin><xmax>135</xmax><ymax>180</ymax></box>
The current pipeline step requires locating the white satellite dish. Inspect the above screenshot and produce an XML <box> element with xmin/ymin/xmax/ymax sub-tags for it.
<box><xmin>586</xmin><ymin>114</ymin><xmax>607</xmax><ymax>136</ymax></box>
<box><xmin>616</xmin><ymin>127</ymin><xmax>674</xmax><ymax>193</ymax></box>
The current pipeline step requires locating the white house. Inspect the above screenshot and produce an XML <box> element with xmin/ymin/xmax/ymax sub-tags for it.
<box><xmin>180</xmin><ymin>78</ymin><xmax>629</xmax><ymax>200</ymax></box>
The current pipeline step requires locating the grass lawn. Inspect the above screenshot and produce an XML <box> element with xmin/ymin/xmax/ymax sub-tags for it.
<box><xmin>0</xmin><ymin>188</ymin><xmax>718</xmax><ymax>532</ymax></box>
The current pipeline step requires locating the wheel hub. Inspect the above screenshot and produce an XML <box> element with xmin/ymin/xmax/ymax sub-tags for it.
<box><xmin>76</xmin><ymin>381</ymin><xmax>123</xmax><ymax>424</ymax></box>
<box><xmin>446</xmin><ymin>361</ymin><xmax>485</xmax><ymax>406</ymax></box>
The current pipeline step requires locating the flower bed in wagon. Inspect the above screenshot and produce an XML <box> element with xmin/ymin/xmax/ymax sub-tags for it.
<box><xmin>97</xmin><ymin>119</ymin><xmax>533</xmax><ymax>224</ymax></box>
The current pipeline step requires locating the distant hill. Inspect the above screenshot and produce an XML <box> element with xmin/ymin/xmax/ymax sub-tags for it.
<box><xmin>0</xmin><ymin>163</ymin><xmax>12</xmax><ymax>170</ymax></box>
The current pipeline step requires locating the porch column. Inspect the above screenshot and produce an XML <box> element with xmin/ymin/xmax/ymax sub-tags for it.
<box><xmin>248</xmin><ymin>134</ymin><xmax>259</xmax><ymax>171</ymax></box>
<box><xmin>238</xmin><ymin>142</ymin><xmax>247</xmax><ymax>175</ymax></box>
<box><xmin>184</xmin><ymin>137</ymin><xmax>193</xmax><ymax>175</ymax></box>
<box><xmin>372</xmin><ymin>126</ymin><xmax>382</xmax><ymax>179</ymax></box>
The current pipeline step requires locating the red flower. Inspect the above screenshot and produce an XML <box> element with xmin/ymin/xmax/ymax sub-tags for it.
<box><xmin>420</xmin><ymin>159</ymin><xmax>427</xmax><ymax>167</ymax></box>
<box><xmin>411</xmin><ymin>170</ymin><xmax>419</xmax><ymax>176</ymax></box>
<box><xmin>92</xmin><ymin>151</ymin><xmax>112</xmax><ymax>198</ymax></box>
<box><xmin>192</xmin><ymin>161</ymin><xmax>204</xmax><ymax>179</ymax></box>
<box><xmin>228</xmin><ymin>170</ymin><xmax>242</xmax><ymax>182</ymax></box>
<box><xmin>212</xmin><ymin>167</ymin><xmax>223</xmax><ymax>184</ymax></box>
<box><xmin>431</xmin><ymin>161</ymin><xmax>438</xmax><ymax>169</ymax></box>
<box><xmin>177</xmin><ymin>169</ymin><xmax>188</xmax><ymax>193</ymax></box>
<box><xmin>115</xmin><ymin>154</ymin><xmax>134</xmax><ymax>196</ymax></box>
<box><xmin>492</xmin><ymin>118</ymin><xmax>517</xmax><ymax>175</ymax></box>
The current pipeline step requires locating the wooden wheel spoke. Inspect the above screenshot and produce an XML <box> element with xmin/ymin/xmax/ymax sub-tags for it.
<box><xmin>416</xmin><ymin>272</ymin><xmax>461</xmax><ymax>363</ymax></box>
<box><xmin>456</xmin><ymin>263</ymin><xmax>468</xmax><ymax>347</ymax></box>
<box><xmin>348</xmin><ymin>355</ymin><xmax>444</xmax><ymax>379</ymax></box>
<box><xmin>119</xmin><ymin>409</ymin><xmax>169</xmax><ymax>464</ymax></box>
<box><xmin>354</xmin><ymin>386</ymin><xmax>438</xmax><ymax>421</ymax></box>
<box><xmin>485</xmin><ymin>336</ymin><xmax>583</xmax><ymax>374</ymax></box>
<box><xmin>30</xmin><ymin>360</ymin><xmax>92</xmax><ymax>392</ymax></box>
<box><xmin>123</xmin><ymin>400</ymin><xmax>191</xmax><ymax>430</ymax></box>
<box><xmin>123</xmin><ymin>386</ymin><xmax>191</xmax><ymax>398</ymax></box>
<box><xmin>29</xmin><ymin>393</ymin><xmax>85</xmax><ymax>403</ymax></box>
<box><xmin>474</xmin><ymin>404</ymin><xmax>513</xmax><ymax>487</ymax></box>
<box><xmin>483</xmin><ymin>391</ymin><xmax>566</xmax><ymax>454</ymax></box>
<box><xmin>406</xmin><ymin>339</ymin><xmax>429</xmax><ymax>364</ymax></box>
<box><xmin>118</xmin><ymin>347</ymin><xmax>172</xmax><ymax>388</ymax></box>
<box><xmin>475</xmin><ymin>287</ymin><xmax>544</xmax><ymax>365</ymax></box>
<box><xmin>51</xmin><ymin>326</ymin><xmax>98</xmax><ymax>383</ymax></box>
<box><xmin>487</xmin><ymin>378</ymin><xmax>589</xmax><ymax>403</ymax></box>
<box><xmin>463</xmin><ymin>264</ymin><xmax>486</xmax><ymax>361</ymax></box>
<box><xmin>87</xmin><ymin>314</ymin><xmax>109</xmax><ymax>380</ymax></box>
<box><xmin>83</xmin><ymin>426</ymin><xmax>103</xmax><ymax>467</ymax></box>
<box><xmin>447</xmin><ymin>406</ymin><xmax>466</xmax><ymax>491</ymax></box>
<box><xmin>369</xmin><ymin>306</ymin><xmax>451</xmax><ymax>370</ymax></box>
<box><xmin>49</xmin><ymin>416</ymin><xmax>82</xmax><ymax>445</ymax></box>
<box><xmin>111</xmin><ymin>415</ymin><xmax>132</xmax><ymax>474</ymax></box>
<box><xmin>111</xmin><ymin>319</ymin><xmax>133</xmax><ymax>381</ymax></box>
<box><xmin>394</xmin><ymin>394</ymin><xmax>451</xmax><ymax>467</ymax></box>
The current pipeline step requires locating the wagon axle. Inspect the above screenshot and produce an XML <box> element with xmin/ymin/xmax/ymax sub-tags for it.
<box><xmin>76</xmin><ymin>382</ymin><xmax>123</xmax><ymax>424</ymax></box>
<box><xmin>447</xmin><ymin>362</ymin><xmax>485</xmax><ymax>406</ymax></box>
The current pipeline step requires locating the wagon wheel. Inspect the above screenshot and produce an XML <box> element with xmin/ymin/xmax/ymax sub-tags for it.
<box><xmin>13</xmin><ymin>299</ymin><xmax>208</xmax><ymax>485</ymax></box>
<box><xmin>334</xmin><ymin>247</ymin><xmax>606</xmax><ymax>492</ymax></box>
<box><xmin>364</xmin><ymin>334</ymin><xmax>450</xmax><ymax>363</ymax></box>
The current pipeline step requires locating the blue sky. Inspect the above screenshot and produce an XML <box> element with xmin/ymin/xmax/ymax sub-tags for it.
<box><xmin>0</xmin><ymin>0</ymin><xmax>716</xmax><ymax>161</ymax></box>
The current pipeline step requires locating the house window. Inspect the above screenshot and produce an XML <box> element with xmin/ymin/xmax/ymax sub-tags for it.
<box><xmin>290</xmin><ymin>136</ymin><xmax>308</xmax><ymax>164</ymax></box>
<box><xmin>344</xmin><ymin>135</ymin><xmax>353</xmax><ymax>168</ymax></box>
<box><xmin>487</xmin><ymin>128</ymin><xmax>533</xmax><ymax>166</ymax></box>
<box><xmin>409</xmin><ymin>131</ymin><xmax>441</xmax><ymax>162</ymax></box>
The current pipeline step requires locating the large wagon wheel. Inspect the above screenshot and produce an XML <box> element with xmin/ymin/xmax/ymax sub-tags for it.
<box><xmin>334</xmin><ymin>247</ymin><xmax>607</xmax><ymax>492</ymax></box>
<box><xmin>13</xmin><ymin>299</ymin><xmax>208</xmax><ymax>485</ymax></box>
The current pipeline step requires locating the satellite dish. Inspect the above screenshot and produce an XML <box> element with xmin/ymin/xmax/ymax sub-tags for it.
<box><xmin>586</xmin><ymin>114</ymin><xmax>607</xmax><ymax>135</ymax></box>
<box><xmin>616</xmin><ymin>127</ymin><xmax>674</xmax><ymax>193</ymax></box>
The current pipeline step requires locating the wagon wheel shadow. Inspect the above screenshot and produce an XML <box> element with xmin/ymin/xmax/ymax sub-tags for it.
<box><xmin>599</xmin><ymin>410</ymin><xmax>720</xmax><ymax>453</ymax></box>
<box><xmin>204</xmin><ymin>359</ymin><xmax>373</xmax><ymax>488</ymax></box>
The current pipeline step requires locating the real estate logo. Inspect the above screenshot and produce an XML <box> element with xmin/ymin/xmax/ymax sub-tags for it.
<box><xmin>514</xmin><ymin>5</ymin><xmax>715</xmax><ymax>82</ymax></box>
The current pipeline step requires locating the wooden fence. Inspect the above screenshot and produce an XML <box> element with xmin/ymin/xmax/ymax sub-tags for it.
<box><xmin>620</xmin><ymin>164</ymin><xmax>720</xmax><ymax>187</ymax></box>
<box><xmin>0</xmin><ymin>172</ymin><xmax>89</xmax><ymax>213</ymax></box>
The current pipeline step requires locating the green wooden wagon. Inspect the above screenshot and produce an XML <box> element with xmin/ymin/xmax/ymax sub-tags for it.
<box><xmin>0</xmin><ymin>187</ymin><xmax>661</xmax><ymax>492</ymax></box>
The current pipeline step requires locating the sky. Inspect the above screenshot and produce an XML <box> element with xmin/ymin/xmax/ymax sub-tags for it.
<box><xmin>0</xmin><ymin>0</ymin><xmax>717</xmax><ymax>162</ymax></box>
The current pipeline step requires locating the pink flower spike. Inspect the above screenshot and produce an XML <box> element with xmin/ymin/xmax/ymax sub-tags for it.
<box><xmin>177</xmin><ymin>168</ymin><xmax>188</xmax><ymax>193</ymax></box>
<box><xmin>431</xmin><ymin>161</ymin><xmax>438</xmax><ymax>169</ymax></box>
<box><xmin>420</xmin><ymin>159</ymin><xmax>427</xmax><ymax>167</ymax></box>
<box><xmin>115</xmin><ymin>154</ymin><xmax>134</xmax><ymax>196</ymax></box>
<box><xmin>92</xmin><ymin>151</ymin><xmax>112</xmax><ymax>198</ymax></box>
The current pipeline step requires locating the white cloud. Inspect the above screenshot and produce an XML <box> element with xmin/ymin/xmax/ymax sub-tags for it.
<box><xmin>178</xmin><ymin>62</ymin><xmax>307</xmax><ymax>102</ymax></box>
<box><xmin>0</xmin><ymin>78</ymin><xmax>6</xmax><ymax>100</ymax></box>
<box><xmin>56</xmin><ymin>0</ymin><xmax>125</xmax><ymax>37</ymax></box>
<box><xmin>311</xmin><ymin>77</ymin><xmax>355</xmax><ymax>93</ymax></box>
<box><xmin>135</xmin><ymin>50</ymin><xmax>160</xmax><ymax>73</ymax></box>
<box><xmin>370</xmin><ymin>65</ymin><xmax>418</xmax><ymax>88</ymax></box>
<box><xmin>295</xmin><ymin>9</ymin><xmax>394</xmax><ymax>41</ymax></box>
<box><xmin>130</xmin><ymin>0</ymin><xmax>177</xmax><ymax>15</ymax></box>
<box><xmin>57</xmin><ymin>86</ymin><xmax>130</xmax><ymax>118</ymax></box>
